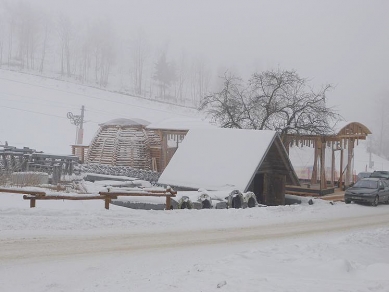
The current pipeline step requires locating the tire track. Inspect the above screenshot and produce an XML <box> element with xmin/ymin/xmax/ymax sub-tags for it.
<box><xmin>1</xmin><ymin>212</ymin><xmax>389</xmax><ymax>262</ymax></box>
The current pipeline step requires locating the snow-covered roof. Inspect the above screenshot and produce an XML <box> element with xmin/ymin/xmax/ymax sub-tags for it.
<box><xmin>330</xmin><ymin>121</ymin><xmax>372</xmax><ymax>135</ymax></box>
<box><xmin>146</xmin><ymin>117</ymin><xmax>216</xmax><ymax>131</ymax></box>
<box><xmin>158</xmin><ymin>128</ymin><xmax>279</xmax><ymax>191</ymax></box>
<box><xmin>99</xmin><ymin>118</ymin><xmax>150</xmax><ymax>127</ymax></box>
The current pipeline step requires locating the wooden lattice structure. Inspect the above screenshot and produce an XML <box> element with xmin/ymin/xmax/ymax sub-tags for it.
<box><xmin>71</xmin><ymin>145</ymin><xmax>89</xmax><ymax>163</ymax></box>
<box><xmin>285</xmin><ymin>121</ymin><xmax>372</xmax><ymax>190</ymax></box>
<box><xmin>86</xmin><ymin>119</ymin><xmax>162</xmax><ymax>170</ymax></box>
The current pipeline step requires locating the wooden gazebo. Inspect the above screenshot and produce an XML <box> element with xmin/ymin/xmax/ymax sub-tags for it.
<box><xmin>285</xmin><ymin>121</ymin><xmax>371</xmax><ymax>193</ymax></box>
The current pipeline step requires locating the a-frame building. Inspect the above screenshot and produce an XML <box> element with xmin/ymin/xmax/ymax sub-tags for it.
<box><xmin>158</xmin><ymin>128</ymin><xmax>300</xmax><ymax>205</ymax></box>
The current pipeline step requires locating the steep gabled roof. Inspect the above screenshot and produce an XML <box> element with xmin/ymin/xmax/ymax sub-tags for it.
<box><xmin>158</xmin><ymin>128</ymin><xmax>299</xmax><ymax>191</ymax></box>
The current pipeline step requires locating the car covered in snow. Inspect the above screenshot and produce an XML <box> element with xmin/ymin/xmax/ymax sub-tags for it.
<box><xmin>344</xmin><ymin>178</ymin><xmax>389</xmax><ymax>206</ymax></box>
<box><xmin>369</xmin><ymin>170</ymin><xmax>389</xmax><ymax>180</ymax></box>
<box><xmin>356</xmin><ymin>172</ymin><xmax>372</xmax><ymax>181</ymax></box>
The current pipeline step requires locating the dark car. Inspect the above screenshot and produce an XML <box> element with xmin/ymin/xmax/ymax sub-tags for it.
<box><xmin>356</xmin><ymin>172</ymin><xmax>372</xmax><ymax>181</ymax></box>
<box><xmin>369</xmin><ymin>171</ymin><xmax>389</xmax><ymax>179</ymax></box>
<box><xmin>344</xmin><ymin>178</ymin><xmax>389</xmax><ymax>206</ymax></box>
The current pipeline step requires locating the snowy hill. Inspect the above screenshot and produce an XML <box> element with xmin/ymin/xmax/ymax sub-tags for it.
<box><xmin>2</xmin><ymin>68</ymin><xmax>388</xmax><ymax>175</ymax></box>
<box><xmin>0</xmin><ymin>69</ymin><xmax>203</xmax><ymax>154</ymax></box>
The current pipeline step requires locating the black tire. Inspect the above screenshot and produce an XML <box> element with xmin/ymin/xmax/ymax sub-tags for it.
<box><xmin>372</xmin><ymin>196</ymin><xmax>379</xmax><ymax>207</ymax></box>
<box><xmin>345</xmin><ymin>199</ymin><xmax>351</xmax><ymax>204</ymax></box>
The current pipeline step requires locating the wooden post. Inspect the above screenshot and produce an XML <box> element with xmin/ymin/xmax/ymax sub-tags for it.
<box><xmin>30</xmin><ymin>198</ymin><xmax>36</xmax><ymax>208</ymax></box>
<box><xmin>331</xmin><ymin>149</ymin><xmax>335</xmax><ymax>187</ymax></box>
<box><xmin>339</xmin><ymin>149</ymin><xmax>344</xmax><ymax>189</ymax></box>
<box><xmin>345</xmin><ymin>138</ymin><xmax>354</xmax><ymax>187</ymax></box>
<box><xmin>161</xmin><ymin>132</ymin><xmax>168</xmax><ymax>172</ymax></box>
<box><xmin>166</xmin><ymin>195</ymin><xmax>171</xmax><ymax>210</ymax></box>
<box><xmin>311</xmin><ymin>139</ymin><xmax>319</xmax><ymax>184</ymax></box>
<box><xmin>320</xmin><ymin>139</ymin><xmax>327</xmax><ymax>190</ymax></box>
<box><xmin>81</xmin><ymin>148</ymin><xmax>85</xmax><ymax>164</ymax></box>
<box><xmin>105</xmin><ymin>197</ymin><xmax>110</xmax><ymax>210</ymax></box>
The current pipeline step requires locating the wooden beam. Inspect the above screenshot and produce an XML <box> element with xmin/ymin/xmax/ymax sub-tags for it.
<box><xmin>320</xmin><ymin>139</ymin><xmax>327</xmax><ymax>190</ymax></box>
<box><xmin>23</xmin><ymin>195</ymin><xmax>117</xmax><ymax>200</ymax></box>
<box><xmin>331</xmin><ymin>149</ymin><xmax>335</xmax><ymax>187</ymax></box>
<box><xmin>339</xmin><ymin>149</ymin><xmax>344</xmax><ymax>189</ymax></box>
<box><xmin>0</xmin><ymin>188</ymin><xmax>46</xmax><ymax>196</ymax></box>
<box><xmin>311</xmin><ymin>139</ymin><xmax>320</xmax><ymax>184</ymax></box>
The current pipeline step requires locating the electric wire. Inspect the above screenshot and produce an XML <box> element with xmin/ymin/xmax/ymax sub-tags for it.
<box><xmin>0</xmin><ymin>76</ymin><xmax>199</xmax><ymax>118</ymax></box>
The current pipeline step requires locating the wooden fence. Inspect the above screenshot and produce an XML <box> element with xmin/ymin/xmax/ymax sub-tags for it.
<box><xmin>0</xmin><ymin>187</ymin><xmax>176</xmax><ymax>210</ymax></box>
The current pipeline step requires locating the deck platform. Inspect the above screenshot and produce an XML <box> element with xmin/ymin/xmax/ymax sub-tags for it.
<box><xmin>286</xmin><ymin>184</ymin><xmax>345</xmax><ymax>202</ymax></box>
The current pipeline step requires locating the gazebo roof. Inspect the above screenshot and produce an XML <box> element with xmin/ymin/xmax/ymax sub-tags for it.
<box><xmin>146</xmin><ymin>117</ymin><xmax>215</xmax><ymax>131</ymax></box>
<box><xmin>99</xmin><ymin>118</ymin><xmax>150</xmax><ymax>127</ymax></box>
<box><xmin>287</xmin><ymin>121</ymin><xmax>372</xmax><ymax>143</ymax></box>
<box><xmin>331</xmin><ymin>121</ymin><xmax>372</xmax><ymax>137</ymax></box>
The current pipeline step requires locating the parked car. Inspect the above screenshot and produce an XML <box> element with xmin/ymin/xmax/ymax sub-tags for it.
<box><xmin>344</xmin><ymin>178</ymin><xmax>389</xmax><ymax>206</ymax></box>
<box><xmin>369</xmin><ymin>170</ymin><xmax>389</xmax><ymax>180</ymax></box>
<box><xmin>356</xmin><ymin>172</ymin><xmax>372</xmax><ymax>181</ymax></box>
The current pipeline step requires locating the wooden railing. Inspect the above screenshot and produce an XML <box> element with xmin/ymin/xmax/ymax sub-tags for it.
<box><xmin>16</xmin><ymin>187</ymin><xmax>176</xmax><ymax>210</ymax></box>
<box><xmin>99</xmin><ymin>187</ymin><xmax>177</xmax><ymax>210</ymax></box>
<box><xmin>0</xmin><ymin>188</ymin><xmax>47</xmax><ymax>208</ymax></box>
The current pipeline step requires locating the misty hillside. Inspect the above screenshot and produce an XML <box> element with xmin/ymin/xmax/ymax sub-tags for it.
<box><xmin>1</xmin><ymin>0</ymin><xmax>388</xmax><ymax>160</ymax></box>
<box><xmin>0</xmin><ymin>68</ymin><xmax>203</xmax><ymax>154</ymax></box>
<box><xmin>1</xmin><ymin>68</ymin><xmax>388</xmax><ymax>176</ymax></box>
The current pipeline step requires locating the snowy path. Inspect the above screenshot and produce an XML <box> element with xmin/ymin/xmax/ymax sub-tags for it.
<box><xmin>1</xmin><ymin>203</ymin><xmax>389</xmax><ymax>292</ymax></box>
<box><xmin>2</xmin><ymin>211</ymin><xmax>388</xmax><ymax>262</ymax></box>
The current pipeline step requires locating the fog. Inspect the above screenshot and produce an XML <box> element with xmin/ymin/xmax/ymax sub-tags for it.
<box><xmin>1</xmin><ymin>0</ymin><xmax>389</xmax><ymax>130</ymax></box>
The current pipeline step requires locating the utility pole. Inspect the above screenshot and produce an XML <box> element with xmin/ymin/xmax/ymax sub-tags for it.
<box><xmin>67</xmin><ymin>105</ymin><xmax>85</xmax><ymax>145</ymax></box>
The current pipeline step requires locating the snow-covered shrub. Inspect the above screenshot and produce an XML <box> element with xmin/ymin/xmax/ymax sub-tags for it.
<box><xmin>10</xmin><ymin>172</ymin><xmax>49</xmax><ymax>186</ymax></box>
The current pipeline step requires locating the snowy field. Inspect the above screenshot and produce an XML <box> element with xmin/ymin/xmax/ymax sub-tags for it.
<box><xmin>0</xmin><ymin>69</ymin><xmax>201</xmax><ymax>154</ymax></box>
<box><xmin>1</xmin><ymin>187</ymin><xmax>389</xmax><ymax>292</ymax></box>
<box><xmin>1</xmin><ymin>68</ymin><xmax>389</xmax><ymax>292</ymax></box>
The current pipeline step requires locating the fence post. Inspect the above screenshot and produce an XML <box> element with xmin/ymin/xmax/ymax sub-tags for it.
<box><xmin>30</xmin><ymin>198</ymin><xmax>36</xmax><ymax>208</ymax></box>
<box><xmin>105</xmin><ymin>197</ymin><xmax>110</xmax><ymax>210</ymax></box>
<box><xmin>166</xmin><ymin>195</ymin><xmax>171</xmax><ymax>210</ymax></box>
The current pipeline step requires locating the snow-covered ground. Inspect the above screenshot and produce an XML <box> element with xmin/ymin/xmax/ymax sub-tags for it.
<box><xmin>1</xmin><ymin>184</ymin><xmax>389</xmax><ymax>292</ymax></box>
<box><xmin>0</xmin><ymin>69</ymin><xmax>202</xmax><ymax>154</ymax></box>
<box><xmin>1</xmin><ymin>69</ymin><xmax>389</xmax><ymax>292</ymax></box>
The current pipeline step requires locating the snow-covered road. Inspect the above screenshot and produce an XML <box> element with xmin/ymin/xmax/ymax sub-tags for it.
<box><xmin>2</xmin><ymin>194</ymin><xmax>389</xmax><ymax>292</ymax></box>
<box><xmin>2</xmin><ymin>211</ymin><xmax>388</xmax><ymax>262</ymax></box>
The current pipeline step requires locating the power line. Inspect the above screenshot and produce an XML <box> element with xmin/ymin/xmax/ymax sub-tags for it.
<box><xmin>0</xmin><ymin>105</ymin><xmax>69</xmax><ymax>119</ymax></box>
<box><xmin>0</xmin><ymin>76</ymin><xmax>199</xmax><ymax>117</ymax></box>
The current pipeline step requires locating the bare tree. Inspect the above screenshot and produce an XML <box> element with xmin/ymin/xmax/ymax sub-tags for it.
<box><xmin>39</xmin><ymin>12</ymin><xmax>51</xmax><ymax>73</ymax></box>
<box><xmin>200</xmin><ymin>69</ymin><xmax>340</xmax><ymax>141</ymax></box>
<box><xmin>0</xmin><ymin>16</ymin><xmax>3</xmax><ymax>67</ymax></box>
<box><xmin>370</xmin><ymin>95</ymin><xmax>389</xmax><ymax>158</ymax></box>
<box><xmin>57</xmin><ymin>13</ymin><xmax>73</xmax><ymax>77</ymax></box>
<box><xmin>174</xmin><ymin>50</ymin><xmax>188</xmax><ymax>103</ymax></box>
<box><xmin>189</xmin><ymin>56</ymin><xmax>211</xmax><ymax>106</ymax></box>
<box><xmin>13</xmin><ymin>2</ymin><xmax>40</xmax><ymax>70</ymax></box>
<box><xmin>130</xmin><ymin>31</ymin><xmax>149</xmax><ymax>95</ymax></box>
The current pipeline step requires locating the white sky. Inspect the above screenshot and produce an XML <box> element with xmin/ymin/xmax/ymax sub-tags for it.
<box><xmin>32</xmin><ymin>0</ymin><xmax>389</xmax><ymax>129</ymax></box>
